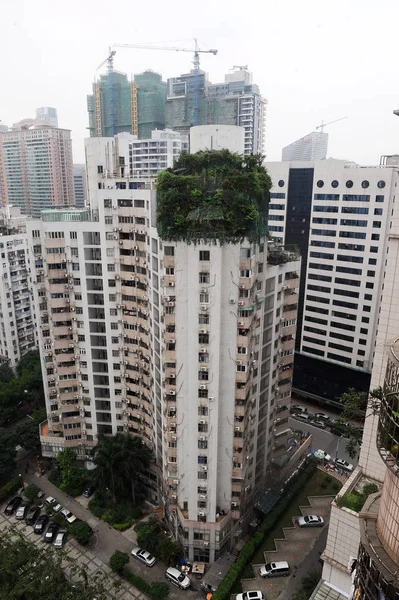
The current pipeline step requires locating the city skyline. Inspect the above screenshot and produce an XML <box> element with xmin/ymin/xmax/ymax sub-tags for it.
<box><xmin>1</xmin><ymin>0</ymin><xmax>399</xmax><ymax>166</ymax></box>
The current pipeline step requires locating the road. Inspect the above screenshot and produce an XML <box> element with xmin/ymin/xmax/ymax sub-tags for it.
<box><xmin>289</xmin><ymin>417</ymin><xmax>358</xmax><ymax>468</ymax></box>
<box><xmin>23</xmin><ymin>471</ymin><xmax>201</xmax><ymax>600</ymax></box>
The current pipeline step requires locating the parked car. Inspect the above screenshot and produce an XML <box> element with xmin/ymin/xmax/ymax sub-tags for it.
<box><xmin>15</xmin><ymin>501</ymin><xmax>31</xmax><ymax>520</ymax></box>
<box><xmin>37</xmin><ymin>490</ymin><xmax>45</xmax><ymax>499</ymax></box>
<box><xmin>293</xmin><ymin>413</ymin><xmax>311</xmax><ymax>423</ymax></box>
<box><xmin>82</xmin><ymin>485</ymin><xmax>95</xmax><ymax>498</ymax></box>
<box><xmin>311</xmin><ymin>420</ymin><xmax>326</xmax><ymax>429</ymax></box>
<box><xmin>259</xmin><ymin>562</ymin><xmax>290</xmax><ymax>578</ymax></box>
<box><xmin>165</xmin><ymin>567</ymin><xmax>190</xmax><ymax>590</ymax></box>
<box><xmin>34</xmin><ymin>514</ymin><xmax>49</xmax><ymax>534</ymax></box>
<box><xmin>131</xmin><ymin>547</ymin><xmax>156</xmax><ymax>567</ymax></box>
<box><xmin>26</xmin><ymin>506</ymin><xmax>41</xmax><ymax>525</ymax></box>
<box><xmin>60</xmin><ymin>508</ymin><xmax>76</xmax><ymax>524</ymax></box>
<box><xmin>53</xmin><ymin>529</ymin><xmax>68</xmax><ymax>548</ymax></box>
<box><xmin>290</xmin><ymin>405</ymin><xmax>307</xmax><ymax>415</ymax></box>
<box><xmin>45</xmin><ymin>496</ymin><xmax>57</xmax><ymax>506</ymax></box>
<box><xmin>53</xmin><ymin>503</ymin><xmax>63</xmax><ymax>513</ymax></box>
<box><xmin>315</xmin><ymin>413</ymin><xmax>330</xmax><ymax>422</ymax></box>
<box><xmin>236</xmin><ymin>592</ymin><xmax>265</xmax><ymax>600</ymax></box>
<box><xmin>44</xmin><ymin>522</ymin><xmax>59</xmax><ymax>543</ymax></box>
<box><xmin>297</xmin><ymin>515</ymin><xmax>324</xmax><ymax>528</ymax></box>
<box><xmin>335</xmin><ymin>459</ymin><xmax>354</xmax><ymax>472</ymax></box>
<box><xmin>314</xmin><ymin>449</ymin><xmax>332</xmax><ymax>462</ymax></box>
<box><xmin>4</xmin><ymin>496</ymin><xmax>22</xmax><ymax>516</ymax></box>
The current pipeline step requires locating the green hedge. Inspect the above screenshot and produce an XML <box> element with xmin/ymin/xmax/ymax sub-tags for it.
<box><xmin>213</xmin><ymin>461</ymin><xmax>317</xmax><ymax>600</ymax></box>
<box><xmin>0</xmin><ymin>478</ymin><xmax>20</xmax><ymax>503</ymax></box>
<box><xmin>113</xmin><ymin>522</ymin><xmax>131</xmax><ymax>531</ymax></box>
<box><xmin>123</xmin><ymin>568</ymin><xmax>170</xmax><ymax>600</ymax></box>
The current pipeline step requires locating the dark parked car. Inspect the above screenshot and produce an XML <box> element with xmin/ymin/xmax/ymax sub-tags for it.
<box><xmin>34</xmin><ymin>514</ymin><xmax>49</xmax><ymax>534</ymax></box>
<box><xmin>44</xmin><ymin>522</ymin><xmax>59</xmax><ymax>543</ymax></box>
<box><xmin>5</xmin><ymin>496</ymin><xmax>22</xmax><ymax>516</ymax></box>
<box><xmin>15</xmin><ymin>501</ymin><xmax>31</xmax><ymax>520</ymax></box>
<box><xmin>82</xmin><ymin>485</ymin><xmax>95</xmax><ymax>498</ymax></box>
<box><xmin>26</xmin><ymin>506</ymin><xmax>41</xmax><ymax>525</ymax></box>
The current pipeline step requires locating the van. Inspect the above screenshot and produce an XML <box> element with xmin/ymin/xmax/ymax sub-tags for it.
<box><xmin>259</xmin><ymin>561</ymin><xmax>290</xmax><ymax>578</ymax></box>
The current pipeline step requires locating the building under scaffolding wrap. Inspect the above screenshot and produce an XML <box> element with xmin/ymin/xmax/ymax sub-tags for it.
<box><xmin>87</xmin><ymin>70</ymin><xmax>166</xmax><ymax>138</ymax></box>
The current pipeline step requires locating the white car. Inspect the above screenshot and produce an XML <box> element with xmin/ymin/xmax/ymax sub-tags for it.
<box><xmin>297</xmin><ymin>515</ymin><xmax>324</xmax><ymax>527</ymax></box>
<box><xmin>53</xmin><ymin>529</ymin><xmax>68</xmax><ymax>548</ymax></box>
<box><xmin>53</xmin><ymin>503</ymin><xmax>63</xmax><ymax>513</ymax></box>
<box><xmin>315</xmin><ymin>449</ymin><xmax>332</xmax><ymax>462</ymax></box>
<box><xmin>165</xmin><ymin>567</ymin><xmax>190</xmax><ymax>590</ymax></box>
<box><xmin>60</xmin><ymin>508</ymin><xmax>77</xmax><ymax>524</ymax></box>
<box><xmin>335</xmin><ymin>459</ymin><xmax>354</xmax><ymax>472</ymax></box>
<box><xmin>45</xmin><ymin>496</ymin><xmax>56</xmax><ymax>506</ymax></box>
<box><xmin>236</xmin><ymin>592</ymin><xmax>265</xmax><ymax>600</ymax></box>
<box><xmin>131</xmin><ymin>547</ymin><xmax>156</xmax><ymax>567</ymax></box>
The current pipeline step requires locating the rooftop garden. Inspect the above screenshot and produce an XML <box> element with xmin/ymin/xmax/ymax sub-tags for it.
<box><xmin>156</xmin><ymin>150</ymin><xmax>271</xmax><ymax>244</ymax></box>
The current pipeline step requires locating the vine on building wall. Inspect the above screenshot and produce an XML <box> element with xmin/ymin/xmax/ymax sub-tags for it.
<box><xmin>156</xmin><ymin>150</ymin><xmax>272</xmax><ymax>244</ymax></box>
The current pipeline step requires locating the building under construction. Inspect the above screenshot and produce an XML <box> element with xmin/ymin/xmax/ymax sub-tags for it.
<box><xmin>87</xmin><ymin>70</ymin><xmax>166</xmax><ymax>138</ymax></box>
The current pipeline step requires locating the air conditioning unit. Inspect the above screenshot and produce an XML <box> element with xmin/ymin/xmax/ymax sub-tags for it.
<box><xmin>200</xmin><ymin>288</ymin><xmax>207</xmax><ymax>294</ymax></box>
<box><xmin>203</xmin><ymin>541</ymin><xmax>209</xmax><ymax>546</ymax></box>
<box><xmin>208</xmin><ymin>396</ymin><xmax>215</xmax><ymax>402</ymax></box>
<box><xmin>200</xmin><ymin>494</ymin><xmax>207</xmax><ymax>500</ymax></box>
<box><xmin>238</xmin><ymin>301</ymin><xmax>244</xmax><ymax>307</ymax></box>
<box><xmin>236</xmin><ymin>360</ymin><xmax>242</xmax><ymax>365</ymax></box>
<box><xmin>201</xmin><ymin>466</ymin><xmax>207</xmax><ymax>471</ymax></box>
<box><xmin>199</xmin><ymin>436</ymin><xmax>206</xmax><ymax>441</ymax></box>
<box><xmin>200</xmin><ymin>305</ymin><xmax>208</xmax><ymax>312</ymax></box>
<box><xmin>199</xmin><ymin>385</ymin><xmax>207</xmax><ymax>390</ymax></box>
<box><xmin>199</xmin><ymin>419</ymin><xmax>206</xmax><ymax>424</ymax></box>
<box><xmin>115</xmin><ymin>275</ymin><xmax>120</xmax><ymax>280</ymax></box>
<box><xmin>171</xmin><ymin>494</ymin><xmax>177</xmax><ymax>500</ymax></box>
<box><xmin>235</xmin><ymin>426</ymin><xmax>241</xmax><ymax>431</ymax></box>
<box><xmin>169</xmin><ymin>391</ymin><xmax>176</xmax><ymax>396</ymax></box>
<box><xmin>168</xmin><ymin>282</ymin><xmax>175</xmax><ymax>287</ymax></box>
<box><xmin>231</xmin><ymin>502</ymin><xmax>237</xmax><ymax>508</ymax></box>
<box><xmin>198</xmin><ymin>511</ymin><xmax>205</xmax><ymax>517</ymax></box>
<box><xmin>200</xmin><ymin>367</ymin><xmax>207</xmax><ymax>372</ymax></box>
<box><xmin>200</xmin><ymin>329</ymin><xmax>207</xmax><ymax>334</ymax></box>
<box><xmin>200</xmin><ymin>348</ymin><xmax>207</xmax><ymax>354</ymax></box>
<box><xmin>229</xmin><ymin>299</ymin><xmax>236</xmax><ymax>304</ymax></box>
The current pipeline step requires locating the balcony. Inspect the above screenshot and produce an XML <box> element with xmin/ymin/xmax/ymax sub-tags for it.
<box><xmin>267</xmin><ymin>245</ymin><xmax>300</xmax><ymax>266</ymax></box>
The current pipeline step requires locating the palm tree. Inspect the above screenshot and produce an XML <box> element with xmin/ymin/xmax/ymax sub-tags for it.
<box><xmin>91</xmin><ymin>433</ymin><xmax>153</xmax><ymax>504</ymax></box>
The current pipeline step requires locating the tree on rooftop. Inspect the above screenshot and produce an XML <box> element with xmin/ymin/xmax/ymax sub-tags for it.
<box><xmin>156</xmin><ymin>150</ymin><xmax>272</xmax><ymax>244</ymax></box>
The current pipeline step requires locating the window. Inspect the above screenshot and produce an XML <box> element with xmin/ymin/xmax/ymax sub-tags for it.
<box><xmin>376</xmin><ymin>195</ymin><xmax>384</xmax><ymax>202</ymax></box>
<box><xmin>342</xmin><ymin>194</ymin><xmax>370</xmax><ymax>202</ymax></box>
<box><xmin>339</xmin><ymin>231</ymin><xmax>366</xmax><ymax>239</ymax></box>
<box><xmin>199</xmin><ymin>250</ymin><xmax>210</xmax><ymax>261</ymax></box>
<box><xmin>199</xmin><ymin>292</ymin><xmax>209</xmax><ymax>304</ymax></box>
<box><xmin>340</xmin><ymin>219</ymin><xmax>367</xmax><ymax>227</ymax></box>
<box><xmin>371</xmin><ymin>234</ymin><xmax>380</xmax><ymax>241</ymax></box>
<box><xmin>309</xmin><ymin>251</ymin><xmax>334</xmax><ymax>260</ymax></box>
<box><xmin>327</xmin><ymin>352</ymin><xmax>351</xmax><ymax>364</ymax></box>
<box><xmin>164</xmin><ymin>246</ymin><xmax>175</xmax><ymax>256</ymax></box>
<box><xmin>370</xmin><ymin>246</ymin><xmax>378</xmax><ymax>253</ymax></box>
<box><xmin>313</xmin><ymin>205</ymin><xmax>339</xmax><ymax>213</ymax></box>
<box><xmin>97</xmin><ymin>165</ymin><xmax>103</xmax><ymax>174</ymax></box>
<box><xmin>374</xmin><ymin>208</ymin><xmax>383</xmax><ymax>215</ymax></box>
<box><xmin>199</xmin><ymin>272</ymin><xmax>210</xmax><ymax>284</ymax></box>
<box><xmin>335</xmin><ymin>277</ymin><xmax>360</xmax><ymax>287</ymax></box>
<box><xmin>199</xmin><ymin>314</ymin><xmax>209</xmax><ymax>324</ymax></box>
<box><xmin>240</xmin><ymin>248</ymin><xmax>251</xmax><ymax>259</ymax></box>
<box><xmin>368</xmin><ymin>258</ymin><xmax>377</xmax><ymax>265</ymax></box>
<box><xmin>312</xmin><ymin>218</ymin><xmax>337</xmax><ymax>225</ymax></box>
<box><xmin>310</xmin><ymin>240</ymin><xmax>335</xmax><ymax>248</ymax></box>
<box><xmin>311</xmin><ymin>229</ymin><xmax>336</xmax><ymax>237</ymax></box>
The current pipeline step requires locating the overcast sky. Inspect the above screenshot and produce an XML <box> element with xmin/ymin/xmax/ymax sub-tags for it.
<box><xmin>1</xmin><ymin>0</ymin><xmax>399</xmax><ymax>164</ymax></box>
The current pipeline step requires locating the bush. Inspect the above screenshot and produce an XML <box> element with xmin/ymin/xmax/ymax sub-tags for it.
<box><xmin>324</xmin><ymin>476</ymin><xmax>332</xmax><ymax>484</ymax></box>
<box><xmin>332</xmin><ymin>482</ymin><xmax>341</xmax><ymax>492</ymax></box>
<box><xmin>23</xmin><ymin>484</ymin><xmax>39</xmax><ymax>503</ymax></box>
<box><xmin>113</xmin><ymin>523</ymin><xmax>131</xmax><ymax>531</ymax></box>
<box><xmin>69</xmin><ymin>521</ymin><xmax>93</xmax><ymax>545</ymax></box>
<box><xmin>212</xmin><ymin>461</ymin><xmax>317</xmax><ymax>600</ymax></box>
<box><xmin>48</xmin><ymin>468</ymin><xmax>62</xmax><ymax>487</ymax></box>
<box><xmin>150</xmin><ymin>581</ymin><xmax>170</xmax><ymax>600</ymax></box>
<box><xmin>0</xmin><ymin>478</ymin><xmax>20</xmax><ymax>503</ymax></box>
<box><xmin>336</xmin><ymin>483</ymin><xmax>380</xmax><ymax>513</ymax></box>
<box><xmin>123</xmin><ymin>569</ymin><xmax>170</xmax><ymax>600</ymax></box>
<box><xmin>109</xmin><ymin>551</ymin><xmax>129</xmax><ymax>574</ymax></box>
<box><xmin>363</xmin><ymin>483</ymin><xmax>378</xmax><ymax>497</ymax></box>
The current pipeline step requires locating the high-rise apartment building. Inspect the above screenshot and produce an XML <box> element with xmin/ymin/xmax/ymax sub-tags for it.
<box><xmin>282</xmin><ymin>131</ymin><xmax>328</xmax><ymax>161</ymax></box>
<box><xmin>0</xmin><ymin>206</ymin><xmax>37</xmax><ymax>366</ymax></box>
<box><xmin>318</xmin><ymin>160</ymin><xmax>399</xmax><ymax>600</ymax></box>
<box><xmin>0</xmin><ymin>119</ymin><xmax>75</xmax><ymax>217</ymax></box>
<box><xmin>73</xmin><ymin>165</ymin><xmax>87</xmax><ymax>209</ymax></box>
<box><xmin>32</xmin><ymin>126</ymin><xmax>300</xmax><ymax>561</ymax></box>
<box><xmin>35</xmin><ymin>107</ymin><xmax>59</xmax><ymax>128</ymax></box>
<box><xmin>266</xmin><ymin>159</ymin><xmax>399</xmax><ymax>406</ymax></box>
<box><xmin>165</xmin><ymin>67</ymin><xmax>266</xmax><ymax>154</ymax></box>
<box><xmin>87</xmin><ymin>70</ymin><xmax>166</xmax><ymax>138</ymax></box>
<box><xmin>130</xmin><ymin>129</ymin><xmax>188</xmax><ymax>177</ymax></box>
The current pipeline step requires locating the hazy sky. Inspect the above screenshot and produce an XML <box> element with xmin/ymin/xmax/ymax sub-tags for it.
<box><xmin>1</xmin><ymin>0</ymin><xmax>399</xmax><ymax>164</ymax></box>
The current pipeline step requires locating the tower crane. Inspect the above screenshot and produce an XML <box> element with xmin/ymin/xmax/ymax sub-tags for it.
<box><xmin>113</xmin><ymin>40</ymin><xmax>218</xmax><ymax>126</ymax></box>
<box><xmin>316</xmin><ymin>116</ymin><xmax>348</xmax><ymax>133</ymax></box>
<box><xmin>95</xmin><ymin>47</ymin><xmax>117</xmax><ymax>137</ymax></box>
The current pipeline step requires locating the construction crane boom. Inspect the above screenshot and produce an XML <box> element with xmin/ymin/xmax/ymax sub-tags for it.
<box><xmin>113</xmin><ymin>39</ymin><xmax>218</xmax><ymax>127</ymax></box>
<box><xmin>316</xmin><ymin>116</ymin><xmax>348</xmax><ymax>133</ymax></box>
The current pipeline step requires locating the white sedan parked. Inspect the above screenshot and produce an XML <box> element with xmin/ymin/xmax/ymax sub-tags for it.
<box><xmin>297</xmin><ymin>515</ymin><xmax>324</xmax><ymax>527</ymax></box>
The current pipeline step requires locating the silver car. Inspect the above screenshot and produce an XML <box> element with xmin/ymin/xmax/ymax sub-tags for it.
<box><xmin>131</xmin><ymin>547</ymin><xmax>156</xmax><ymax>567</ymax></box>
<box><xmin>297</xmin><ymin>515</ymin><xmax>324</xmax><ymax>527</ymax></box>
<box><xmin>335</xmin><ymin>459</ymin><xmax>353</xmax><ymax>472</ymax></box>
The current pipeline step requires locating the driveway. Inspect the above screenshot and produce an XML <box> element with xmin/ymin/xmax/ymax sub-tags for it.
<box><xmin>22</xmin><ymin>472</ymin><xmax>201</xmax><ymax>600</ymax></box>
<box><xmin>241</xmin><ymin>496</ymin><xmax>333</xmax><ymax>600</ymax></box>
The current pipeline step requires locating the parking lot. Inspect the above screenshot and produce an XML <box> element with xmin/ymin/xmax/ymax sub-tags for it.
<box><xmin>241</xmin><ymin>496</ymin><xmax>333</xmax><ymax>600</ymax></box>
<box><xmin>7</xmin><ymin>472</ymin><xmax>202</xmax><ymax>600</ymax></box>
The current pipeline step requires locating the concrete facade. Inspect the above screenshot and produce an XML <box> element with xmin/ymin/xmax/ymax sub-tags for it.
<box><xmin>33</xmin><ymin>131</ymin><xmax>300</xmax><ymax>562</ymax></box>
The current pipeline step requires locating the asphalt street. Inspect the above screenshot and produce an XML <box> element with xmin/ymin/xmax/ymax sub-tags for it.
<box><xmin>22</xmin><ymin>471</ymin><xmax>201</xmax><ymax>600</ymax></box>
<box><xmin>289</xmin><ymin>416</ymin><xmax>359</xmax><ymax>468</ymax></box>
